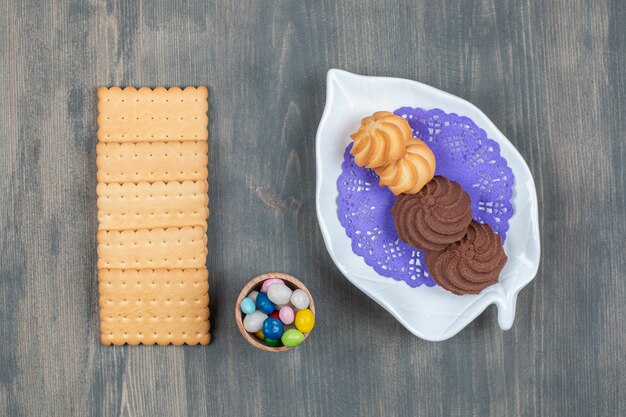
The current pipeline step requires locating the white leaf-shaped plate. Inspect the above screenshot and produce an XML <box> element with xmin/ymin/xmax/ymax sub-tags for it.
<box><xmin>315</xmin><ymin>69</ymin><xmax>540</xmax><ymax>341</ymax></box>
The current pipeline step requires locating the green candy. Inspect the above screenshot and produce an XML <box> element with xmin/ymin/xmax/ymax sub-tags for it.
<box><xmin>264</xmin><ymin>338</ymin><xmax>282</xmax><ymax>348</ymax></box>
<box><xmin>281</xmin><ymin>329</ymin><xmax>305</xmax><ymax>347</ymax></box>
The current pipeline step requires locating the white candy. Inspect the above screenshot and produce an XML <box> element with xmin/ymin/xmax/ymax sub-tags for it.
<box><xmin>290</xmin><ymin>289</ymin><xmax>310</xmax><ymax>310</ymax></box>
<box><xmin>248</xmin><ymin>290</ymin><xmax>259</xmax><ymax>302</ymax></box>
<box><xmin>243</xmin><ymin>310</ymin><xmax>267</xmax><ymax>332</ymax></box>
<box><xmin>267</xmin><ymin>284</ymin><xmax>292</xmax><ymax>305</ymax></box>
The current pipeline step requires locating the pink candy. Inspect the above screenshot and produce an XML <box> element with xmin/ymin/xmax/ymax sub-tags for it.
<box><xmin>279</xmin><ymin>306</ymin><xmax>294</xmax><ymax>324</ymax></box>
<box><xmin>261</xmin><ymin>278</ymin><xmax>285</xmax><ymax>292</ymax></box>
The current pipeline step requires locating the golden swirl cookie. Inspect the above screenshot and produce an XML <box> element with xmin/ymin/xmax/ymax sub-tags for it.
<box><xmin>391</xmin><ymin>176</ymin><xmax>472</xmax><ymax>251</ymax></box>
<box><xmin>350</xmin><ymin>111</ymin><xmax>411</xmax><ymax>168</ymax></box>
<box><xmin>374</xmin><ymin>138</ymin><xmax>436</xmax><ymax>195</ymax></box>
<box><xmin>424</xmin><ymin>221</ymin><xmax>508</xmax><ymax>295</ymax></box>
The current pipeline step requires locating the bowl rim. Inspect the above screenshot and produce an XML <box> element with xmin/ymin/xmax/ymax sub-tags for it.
<box><xmin>235</xmin><ymin>272</ymin><xmax>315</xmax><ymax>352</ymax></box>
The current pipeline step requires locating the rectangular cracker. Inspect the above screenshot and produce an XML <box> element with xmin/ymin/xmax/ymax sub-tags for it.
<box><xmin>97</xmin><ymin>180</ymin><xmax>209</xmax><ymax>230</ymax></box>
<box><xmin>97</xmin><ymin>226</ymin><xmax>208</xmax><ymax>270</ymax></box>
<box><xmin>99</xmin><ymin>268</ymin><xmax>210</xmax><ymax>345</ymax></box>
<box><xmin>97</xmin><ymin>86</ymin><xmax>208</xmax><ymax>142</ymax></box>
<box><xmin>96</xmin><ymin>141</ymin><xmax>208</xmax><ymax>183</ymax></box>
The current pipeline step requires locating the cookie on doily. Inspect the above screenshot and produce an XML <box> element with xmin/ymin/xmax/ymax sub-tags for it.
<box><xmin>424</xmin><ymin>221</ymin><xmax>508</xmax><ymax>295</ymax></box>
<box><xmin>350</xmin><ymin>111</ymin><xmax>410</xmax><ymax>168</ymax></box>
<box><xmin>391</xmin><ymin>176</ymin><xmax>472</xmax><ymax>251</ymax></box>
<box><xmin>375</xmin><ymin>138</ymin><xmax>436</xmax><ymax>195</ymax></box>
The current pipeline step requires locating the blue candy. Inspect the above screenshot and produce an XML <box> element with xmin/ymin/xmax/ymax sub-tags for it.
<box><xmin>240</xmin><ymin>297</ymin><xmax>256</xmax><ymax>315</ymax></box>
<box><xmin>262</xmin><ymin>318</ymin><xmax>284</xmax><ymax>340</ymax></box>
<box><xmin>255</xmin><ymin>291</ymin><xmax>275</xmax><ymax>314</ymax></box>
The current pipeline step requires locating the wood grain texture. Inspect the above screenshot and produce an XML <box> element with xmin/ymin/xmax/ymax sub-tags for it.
<box><xmin>1</xmin><ymin>0</ymin><xmax>624</xmax><ymax>416</ymax></box>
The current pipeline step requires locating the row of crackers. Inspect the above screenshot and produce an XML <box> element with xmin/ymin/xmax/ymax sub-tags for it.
<box><xmin>96</xmin><ymin>86</ymin><xmax>210</xmax><ymax>345</ymax></box>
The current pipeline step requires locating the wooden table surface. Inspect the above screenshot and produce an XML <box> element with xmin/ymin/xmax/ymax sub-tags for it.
<box><xmin>1</xmin><ymin>1</ymin><xmax>624</xmax><ymax>416</ymax></box>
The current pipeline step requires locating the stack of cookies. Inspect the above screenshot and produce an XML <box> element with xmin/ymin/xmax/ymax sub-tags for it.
<box><xmin>96</xmin><ymin>86</ymin><xmax>210</xmax><ymax>345</ymax></box>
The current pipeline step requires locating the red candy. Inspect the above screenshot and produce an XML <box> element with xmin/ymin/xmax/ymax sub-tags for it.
<box><xmin>269</xmin><ymin>311</ymin><xmax>280</xmax><ymax>320</ymax></box>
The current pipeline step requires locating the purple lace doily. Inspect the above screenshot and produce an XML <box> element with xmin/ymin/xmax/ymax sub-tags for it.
<box><xmin>337</xmin><ymin>108</ymin><xmax>515</xmax><ymax>288</ymax></box>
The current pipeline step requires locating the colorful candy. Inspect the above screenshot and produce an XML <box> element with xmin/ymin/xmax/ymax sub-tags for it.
<box><xmin>295</xmin><ymin>308</ymin><xmax>315</xmax><ymax>333</ymax></box>
<box><xmin>281</xmin><ymin>329</ymin><xmax>305</xmax><ymax>347</ymax></box>
<box><xmin>261</xmin><ymin>278</ymin><xmax>285</xmax><ymax>292</ymax></box>
<box><xmin>267</xmin><ymin>283</ymin><xmax>292</xmax><ymax>305</ymax></box>
<box><xmin>240</xmin><ymin>297</ymin><xmax>256</xmax><ymax>315</ymax></box>
<box><xmin>290</xmin><ymin>289</ymin><xmax>310</xmax><ymax>309</ymax></box>
<box><xmin>243</xmin><ymin>311</ymin><xmax>267</xmax><ymax>333</ymax></box>
<box><xmin>255</xmin><ymin>292</ymin><xmax>275</xmax><ymax>314</ymax></box>
<box><xmin>262</xmin><ymin>318</ymin><xmax>284</xmax><ymax>340</ymax></box>
<box><xmin>265</xmin><ymin>338</ymin><xmax>281</xmax><ymax>347</ymax></box>
<box><xmin>240</xmin><ymin>278</ymin><xmax>315</xmax><ymax>349</ymax></box>
<box><xmin>279</xmin><ymin>306</ymin><xmax>295</xmax><ymax>324</ymax></box>
<box><xmin>269</xmin><ymin>311</ymin><xmax>280</xmax><ymax>320</ymax></box>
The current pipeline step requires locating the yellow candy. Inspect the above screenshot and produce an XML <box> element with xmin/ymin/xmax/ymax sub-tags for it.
<box><xmin>255</xmin><ymin>330</ymin><xmax>265</xmax><ymax>340</ymax></box>
<box><xmin>295</xmin><ymin>308</ymin><xmax>315</xmax><ymax>333</ymax></box>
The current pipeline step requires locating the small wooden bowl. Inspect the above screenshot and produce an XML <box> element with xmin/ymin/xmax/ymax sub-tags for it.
<box><xmin>235</xmin><ymin>272</ymin><xmax>315</xmax><ymax>352</ymax></box>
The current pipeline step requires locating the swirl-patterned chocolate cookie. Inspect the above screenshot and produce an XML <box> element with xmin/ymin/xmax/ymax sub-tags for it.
<box><xmin>392</xmin><ymin>176</ymin><xmax>472</xmax><ymax>251</ymax></box>
<box><xmin>424</xmin><ymin>221</ymin><xmax>508</xmax><ymax>295</ymax></box>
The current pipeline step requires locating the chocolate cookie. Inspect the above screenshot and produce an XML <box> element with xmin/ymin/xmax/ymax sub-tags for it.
<box><xmin>391</xmin><ymin>176</ymin><xmax>472</xmax><ymax>251</ymax></box>
<box><xmin>425</xmin><ymin>221</ymin><xmax>508</xmax><ymax>295</ymax></box>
